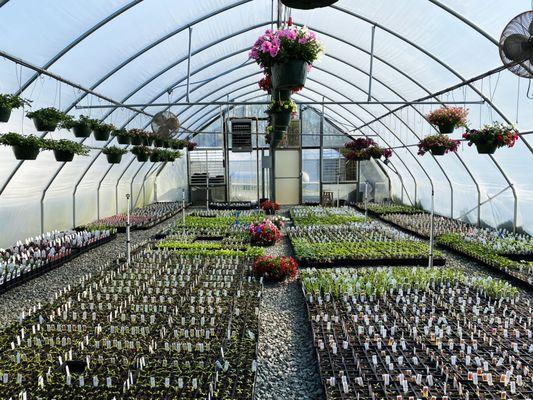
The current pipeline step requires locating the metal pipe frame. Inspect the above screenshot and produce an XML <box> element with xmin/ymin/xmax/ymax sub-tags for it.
<box><xmin>1</xmin><ymin>3</ymin><xmax>525</xmax><ymax>230</ymax></box>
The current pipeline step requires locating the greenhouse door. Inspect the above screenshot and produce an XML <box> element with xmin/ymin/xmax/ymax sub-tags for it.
<box><xmin>274</xmin><ymin>149</ymin><xmax>300</xmax><ymax>205</ymax></box>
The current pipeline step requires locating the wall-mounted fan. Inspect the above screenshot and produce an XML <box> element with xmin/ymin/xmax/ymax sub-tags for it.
<box><xmin>151</xmin><ymin>111</ymin><xmax>180</xmax><ymax>138</ymax></box>
<box><xmin>280</xmin><ymin>0</ymin><xmax>338</xmax><ymax>10</ymax></box>
<box><xmin>499</xmin><ymin>11</ymin><xmax>533</xmax><ymax>78</ymax></box>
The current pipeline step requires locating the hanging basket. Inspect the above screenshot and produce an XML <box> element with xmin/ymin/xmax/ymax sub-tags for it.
<box><xmin>280</xmin><ymin>0</ymin><xmax>338</xmax><ymax>9</ymax></box>
<box><xmin>172</xmin><ymin>142</ymin><xmax>184</xmax><ymax>150</ymax></box>
<box><xmin>105</xmin><ymin>153</ymin><xmax>122</xmax><ymax>164</ymax></box>
<box><xmin>437</xmin><ymin>122</ymin><xmax>456</xmax><ymax>134</ymax></box>
<box><xmin>136</xmin><ymin>154</ymin><xmax>149</xmax><ymax>162</ymax></box>
<box><xmin>53</xmin><ymin>149</ymin><xmax>75</xmax><ymax>162</ymax></box>
<box><xmin>72</xmin><ymin>123</ymin><xmax>92</xmax><ymax>138</ymax></box>
<box><xmin>150</xmin><ymin>153</ymin><xmax>160</xmax><ymax>162</ymax></box>
<box><xmin>12</xmin><ymin>145</ymin><xmax>40</xmax><ymax>160</ymax></box>
<box><xmin>153</xmin><ymin>138</ymin><xmax>164</xmax><ymax>147</ymax></box>
<box><xmin>271</xmin><ymin>89</ymin><xmax>292</xmax><ymax>101</ymax></box>
<box><xmin>474</xmin><ymin>141</ymin><xmax>498</xmax><ymax>154</ymax></box>
<box><xmin>271</xmin><ymin>60</ymin><xmax>309</xmax><ymax>90</ymax></box>
<box><xmin>116</xmin><ymin>135</ymin><xmax>131</xmax><ymax>145</ymax></box>
<box><xmin>272</xmin><ymin>110</ymin><xmax>292</xmax><ymax>130</ymax></box>
<box><xmin>0</xmin><ymin>106</ymin><xmax>12</xmax><ymax>123</ymax></box>
<box><xmin>144</xmin><ymin>137</ymin><xmax>154</xmax><ymax>146</ymax></box>
<box><xmin>370</xmin><ymin>153</ymin><xmax>381</xmax><ymax>159</ymax></box>
<box><xmin>131</xmin><ymin>136</ymin><xmax>144</xmax><ymax>145</ymax></box>
<box><xmin>32</xmin><ymin>118</ymin><xmax>57</xmax><ymax>132</ymax></box>
<box><xmin>270</xmin><ymin>130</ymin><xmax>285</xmax><ymax>148</ymax></box>
<box><xmin>430</xmin><ymin>146</ymin><xmax>447</xmax><ymax>156</ymax></box>
<box><xmin>93</xmin><ymin>128</ymin><xmax>111</xmax><ymax>141</ymax></box>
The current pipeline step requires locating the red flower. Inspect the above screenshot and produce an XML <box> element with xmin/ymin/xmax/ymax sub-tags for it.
<box><xmin>497</xmin><ymin>134</ymin><xmax>503</xmax><ymax>142</ymax></box>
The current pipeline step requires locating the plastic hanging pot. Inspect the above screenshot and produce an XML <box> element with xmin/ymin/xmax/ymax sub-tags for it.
<box><xmin>430</xmin><ymin>146</ymin><xmax>447</xmax><ymax>156</ymax></box>
<box><xmin>280</xmin><ymin>0</ymin><xmax>338</xmax><ymax>9</ymax></box>
<box><xmin>172</xmin><ymin>142</ymin><xmax>184</xmax><ymax>150</ymax></box>
<box><xmin>136</xmin><ymin>153</ymin><xmax>149</xmax><ymax>162</ymax></box>
<box><xmin>116</xmin><ymin>135</ymin><xmax>131</xmax><ymax>145</ymax></box>
<box><xmin>32</xmin><ymin>117</ymin><xmax>57</xmax><ymax>132</ymax></box>
<box><xmin>131</xmin><ymin>136</ymin><xmax>144</xmax><ymax>145</ymax></box>
<box><xmin>105</xmin><ymin>153</ymin><xmax>122</xmax><ymax>164</ymax></box>
<box><xmin>150</xmin><ymin>153</ymin><xmax>160</xmax><ymax>162</ymax></box>
<box><xmin>72</xmin><ymin>123</ymin><xmax>92</xmax><ymax>138</ymax></box>
<box><xmin>12</xmin><ymin>145</ymin><xmax>39</xmax><ymax>160</ymax></box>
<box><xmin>475</xmin><ymin>141</ymin><xmax>498</xmax><ymax>154</ymax></box>
<box><xmin>144</xmin><ymin>137</ymin><xmax>154</xmax><ymax>146</ymax></box>
<box><xmin>93</xmin><ymin>127</ymin><xmax>111</xmax><ymax>141</ymax></box>
<box><xmin>53</xmin><ymin>149</ymin><xmax>75</xmax><ymax>162</ymax></box>
<box><xmin>154</xmin><ymin>138</ymin><xmax>164</xmax><ymax>147</ymax></box>
<box><xmin>437</xmin><ymin>121</ymin><xmax>455</xmax><ymax>134</ymax></box>
<box><xmin>271</xmin><ymin>88</ymin><xmax>292</xmax><ymax>102</ymax></box>
<box><xmin>270</xmin><ymin>129</ymin><xmax>285</xmax><ymax>148</ymax></box>
<box><xmin>370</xmin><ymin>153</ymin><xmax>382</xmax><ymax>159</ymax></box>
<box><xmin>0</xmin><ymin>106</ymin><xmax>12</xmax><ymax>122</ymax></box>
<box><xmin>271</xmin><ymin>60</ymin><xmax>309</xmax><ymax>90</ymax></box>
<box><xmin>272</xmin><ymin>110</ymin><xmax>292</xmax><ymax>129</ymax></box>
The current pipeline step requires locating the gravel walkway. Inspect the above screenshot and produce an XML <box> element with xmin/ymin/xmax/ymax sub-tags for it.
<box><xmin>255</xmin><ymin>215</ymin><xmax>325</xmax><ymax>400</ymax></box>
<box><xmin>0</xmin><ymin>213</ymin><xmax>184</xmax><ymax>328</ymax></box>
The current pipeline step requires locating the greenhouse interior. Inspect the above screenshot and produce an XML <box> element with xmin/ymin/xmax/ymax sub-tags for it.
<box><xmin>1</xmin><ymin>0</ymin><xmax>533</xmax><ymax>399</ymax></box>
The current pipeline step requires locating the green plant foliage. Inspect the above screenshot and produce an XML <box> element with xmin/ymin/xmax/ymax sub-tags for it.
<box><xmin>42</xmin><ymin>138</ymin><xmax>90</xmax><ymax>155</ymax></box>
<box><xmin>60</xmin><ymin>114</ymin><xmax>98</xmax><ymax>130</ymax></box>
<box><xmin>26</xmin><ymin>107</ymin><xmax>71</xmax><ymax>125</ymax></box>
<box><xmin>130</xmin><ymin>145</ymin><xmax>152</xmax><ymax>156</ymax></box>
<box><xmin>290</xmin><ymin>206</ymin><xmax>366</xmax><ymax>226</ymax></box>
<box><xmin>361</xmin><ymin>202</ymin><xmax>424</xmax><ymax>215</ymax></box>
<box><xmin>0</xmin><ymin>132</ymin><xmax>44</xmax><ymax>148</ymax></box>
<box><xmin>0</xmin><ymin>93</ymin><xmax>31</xmax><ymax>109</ymax></box>
<box><xmin>102</xmin><ymin>145</ymin><xmax>128</xmax><ymax>155</ymax></box>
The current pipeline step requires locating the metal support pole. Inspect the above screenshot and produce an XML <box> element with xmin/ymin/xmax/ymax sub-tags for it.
<box><xmin>256</xmin><ymin>118</ymin><xmax>260</xmax><ymax>206</ymax></box>
<box><xmin>336</xmin><ymin>161</ymin><xmax>340</xmax><ymax>208</ymax></box>
<box><xmin>126</xmin><ymin>193</ymin><xmax>131</xmax><ymax>265</ymax></box>
<box><xmin>428</xmin><ymin>188</ymin><xmax>435</xmax><ymax>268</ymax></box>
<box><xmin>186</xmin><ymin>26</ymin><xmax>193</xmax><ymax>102</ymax></box>
<box><xmin>261</xmin><ymin>149</ymin><xmax>265</xmax><ymax>199</ymax></box>
<box><xmin>205</xmin><ymin>150</ymin><xmax>210</xmax><ymax>210</ymax></box>
<box><xmin>319</xmin><ymin>99</ymin><xmax>325</xmax><ymax>204</ymax></box>
<box><xmin>364</xmin><ymin>182</ymin><xmax>369</xmax><ymax>221</ymax></box>
<box><xmin>367</xmin><ymin>25</ymin><xmax>376</xmax><ymax>102</ymax></box>
<box><xmin>182</xmin><ymin>188</ymin><xmax>186</xmax><ymax>225</ymax></box>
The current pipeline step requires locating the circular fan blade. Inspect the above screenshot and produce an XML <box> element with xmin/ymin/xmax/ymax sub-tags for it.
<box><xmin>503</xmin><ymin>34</ymin><xmax>530</xmax><ymax>61</ymax></box>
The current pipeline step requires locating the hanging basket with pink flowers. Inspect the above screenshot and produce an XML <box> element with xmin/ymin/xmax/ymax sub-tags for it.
<box><xmin>250</xmin><ymin>20</ymin><xmax>323</xmax><ymax>91</ymax></box>
<box><xmin>417</xmin><ymin>134</ymin><xmax>460</xmax><ymax>156</ymax></box>
<box><xmin>426</xmin><ymin>107</ymin><xmax>468</xmax><ymax>134</ymax></box>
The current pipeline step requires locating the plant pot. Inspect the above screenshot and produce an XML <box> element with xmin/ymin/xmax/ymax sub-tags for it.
<box><xmin>430</xmin><ymin>146</ymin><xmax>447</xmax><ymax>156</ymax></box>
<box><xmin>474</xmin><ymin>141</ymin><xmax>498</xmax><ymax>154</ymax></box>
<box><xmin>437</xmin><ymin>121</ymin><xmax>455</xmax><ymax>134</ymax></box>
<box><xmin>53</xmin><ymin>149</ymin><xmax>75</xmax><ymax>162</ymax></box>
<box><xmin>171</xmin><ymin>143</ymin><xmax>184</xmax><ymax>150</ymax></box>
<box><xmin>272</xmin><ymin>110</ymin><xmax>292</xmax><ymax>129</ymax></box>
<box><xmin>271</xmin><ymin>130</ymin><xmax>285</xmax><ymax>148</ymax></box>
<box><xmin>150</xmin><ymin>154</ymin><xmax>160</xmax><ymax>162</ymax></box>
<box><xmin>154</xmin><ymin>138</ymin><xmax>164</xmax><ymax>147</ymax></box>
<box><xmin>271</xmin><ymin>89</ymin><xmax>292</xmax><ymax>101</ymax></box>
<box><xmin>280</xmin><ymin>0</ymin><xmax>338</xmax><ymax>9</ymax></box>
<box><xmin>144</xmin><ymin>137</ymin><xmax>154</xmax><ymax>146</ymax></box>
<box><xmin>370</xmin><ymin>153</ymin><xmax>381</xmax><ymax>159</ymax></box>
<box><xmin>93</xmin><ymin>127</ymin><xmax>111</xmax><ymax>141</ymax></box>
<box><xmin>105</xmin><ymin>153</ymin><xmax>122</xmax><ymax>164</ymax></box>
<box><xmin>72</xmin><ymin>123</ymin><xmax>92</xmax><ymax>138</ymax></box>
<box><xmin>116</xmin><ymin>135</ymin><xmax>131</xmax><ymax>145</ymax></box>
<box><xmin>32</xmin><ymin>117</ymin><xmax>57</xmax><ymax>132</ymax></box>
<box><xmin>12</xmin><ymin>145</ymin><xmax>39</xmax><ymax>160</ymax></box>
<box><xmin>265</xmin><ymin>209</ymin><xmax>275</xmax><ymax>215</ymax></box>
<box><xmin>0</xmin><ymin>106</ymin><xmax>12</xmax><ymax>122</ymax></box>
<box><xmin>131</xmin><ymin>136</ymin><xmax>144</xmax><ymax>145</ymax></box>
<box><xmin>136</xmin><ymin>154</ymin><xmax>149</xmax><ymax>162</ymax></box>
<box><xmin>271</xmin><ymin>60</ymin><xmax>309</xmax><ymax>90</ymax></box>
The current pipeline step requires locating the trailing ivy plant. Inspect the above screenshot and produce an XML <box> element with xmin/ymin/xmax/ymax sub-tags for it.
<box><xmin>0</xmin><ymin>132</ymin><xmax>44</xmax><ymax>148</ymax></box>
<box><xmin>26</xmin><ymin>107</ymin><xmax>71</xmax><ymax>126</ymax></box>
<box><xmin>102</xmin><ymin>145</ymin><xmax>128</xmax><ymax>155</ymax></box>
<box><xmin>60</xmin><ymin>114</ymin><xmax>97</xmax><ymax>130</ymax></box>
<box><xmin>42</xmin><ymin>138</ymin><xmax>90</xmax><ymax>155</ymax></box>
<box><xmin>0</xmin><ymin>93</ymin><xmax>31</xmax><ymax>109</ymax></box>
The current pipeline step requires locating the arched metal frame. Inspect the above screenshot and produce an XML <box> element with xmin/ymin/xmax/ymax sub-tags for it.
<box><xmin>0</xmin><ymin>0</ymin><xmax>527</xmax><ymax>230</ymax></box>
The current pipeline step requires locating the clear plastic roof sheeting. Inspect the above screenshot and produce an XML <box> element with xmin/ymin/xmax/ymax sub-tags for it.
<box><xmin>0</xmin><ymin>0</ymin><xmax>532</xmax><ymax>242</ymax></box>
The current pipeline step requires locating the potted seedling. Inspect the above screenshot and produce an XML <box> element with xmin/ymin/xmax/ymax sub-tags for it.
<box><xmin>462</xmin><ymin>122</ymin><xmax>519</xmax><ymax>154</ymax></box>
<box><xmin>130</xmin><ymin>145</ymin><xmax>152</xmax><ymax>162</ymax></box>
<box><xmin>112</xmin><ymin>128</ymin><xmax>131</xmax><ymax>145</ymax></box>
<box><xmin>43</xmin><ymin>138</ymin><xmax>90</xmax><ymax>162</ymax></box>
<box><xmin>0</xmin><ymin>132</ymin><xmax>44</xmax><ymax>160</ymax></box>
<box><xmin>102</xmin><ymin>145</ymin><xmax>127</xmax><ymax>163</ymax></box>
<box><xmin>60</xmin><ymin>115</ymin><xmax>97</xmax><ymax>138</ymax></box>
<box><xmin>26</xmin><ymin>107</ymin><xmax>70</xmax><ymax>132</ymax></box>
<box><xmin>0</xmin><ymin>93</ymin><xmax>31</xmax><ymax>123</ymax></box>
<box><xmin>92</xmin><ymin>121</ymin><xmax>115</xmax><ymax>141</ymax></box>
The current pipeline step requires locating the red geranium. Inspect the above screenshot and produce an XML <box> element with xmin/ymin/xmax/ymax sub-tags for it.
<box><xmin>261</xmin><ymin>200</ymin><xmax>280</xmax><ymax>211</ymax></box>
<box><xmin>252</xmin><ymin>255</ymin><xmax>298</xmax><ymax>282</ymax></box>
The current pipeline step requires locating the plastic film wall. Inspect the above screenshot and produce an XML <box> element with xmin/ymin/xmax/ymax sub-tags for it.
<box><xmin>0</xmin><ymin>0</ymin><xmax>532</xmax><ymax>245</ymax></box>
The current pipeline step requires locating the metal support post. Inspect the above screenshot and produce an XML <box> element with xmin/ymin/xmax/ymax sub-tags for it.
<box><xmin>368</xmin><ymin>25</ymin><xmax>376</xmax><ymax>101</ymax></box>
<box><xmin>428</xmin><ymin>188</ymin><xmax>435</xmax><ymax>268</ymax></box>
<box><xmin>186</xmin><ymin>26</ymin><xmax>193</xmax><ymax>102</ymax></box>
<box><xmin>126</xmin><ymin>193</ymin><xmax>131</xmax><ymax>265</ymax></box>
<box><xmin>364</xmin><ymin>182</ymin><xmax>369</xmax><ymax>221</ymax></box>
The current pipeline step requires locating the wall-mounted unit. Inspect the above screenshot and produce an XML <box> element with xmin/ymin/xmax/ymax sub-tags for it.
<box><xmin>231</xmin><ymin>119</ymin><xmax>253</xmax><ymax>152</ymax></box>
